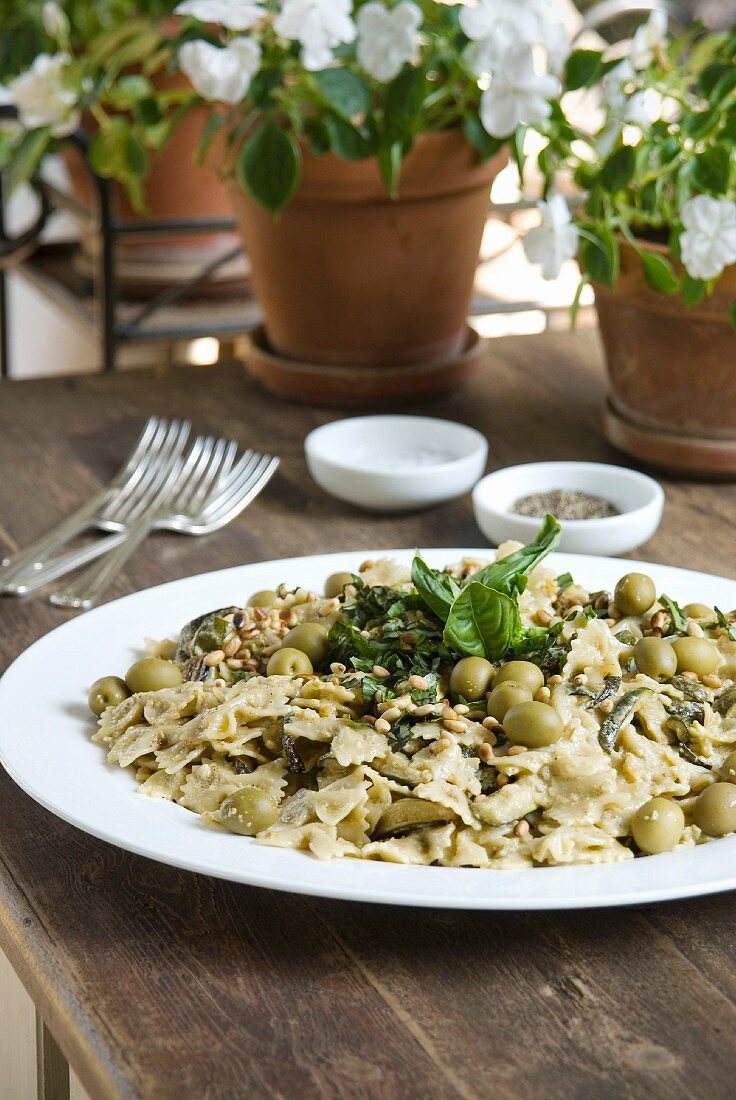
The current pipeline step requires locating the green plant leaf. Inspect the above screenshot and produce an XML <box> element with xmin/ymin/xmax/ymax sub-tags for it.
<box><xmin>88</xmin><ymin>118</ymin><xmax>129</xmax><ymax>178</ymax></box>
<box><xmin>682</xmin><ymin>273</ymin><xmax>706</xmax><ymax>308</ymax></box>
<box><xmin>383</xmin><ymin>65</ymin><xmax>426</xmax><ymax>143</ymax></box>
<box><xmin>314</xmin><ymin>68</ymin><xmax>370</xmax><ymax>121</ymax></box>
<box><xmin>462</xmin><ymin>116</ymin><xmax>504</xmax><ymax>161</ymax></box>
<box><xmin>124</xmin><ymin>132</ymin><xmax>149</xmax><ymax>177</ymax></box>
<box><xmin>469</xmin><ymin>514</ymin><xmax>562</xmax><ymax>598</ymax></box>
<box><xmin>378</xmin><ymin>140</ymin><xmax>403</xmax><ymax>196</ymax></box>
<box><xmin>691</xmin><ymin>143</ymin><xmax>731</xmax><ymax>192</ymax></box>
<box><xmin>443</xmin><ymin>583</ymin><xmax>521</xmax><ymax>660</ymax></box>
<box><xmin>570</xmin><ymin>274</ymin><xmax>589</xmax><ymax>330</ymax></box>
<box><xmin>6</xmin><ymin>127</ymin><xmax>50</xmax><ymax>194</ymax></box>
<box><xmin>564</xmin><ymin>49</ymin><xmax>603</xmax><ymax>90</ymax></box>
<box><xmin>599</xmin><ymin>145</ymin><xmax>635</xmax><ymax>193</ymax></box>
<box><xmin>641</xmin><ymin>251</ymin><xmax>680</xmax><ymax>295</ymax></box>
<box><xmin>580</xmin><ymin>226</ymin><xmax>619</xmax><ymax>288</ymax></box>
<box><xmin>134</xmin><ymin>96</ymin><xmax>163</xmax><ymax>128</ymax></box>
<box><xmin>324</xmin><ymin>113</ymin><xmax>374</xmax><ymax>159</ymax></box>
<box><xmin>411</xmin><ymin>554</ymin><xmax>460</xmax><ymax>621</ymax></box>
<box><xmin>512</xmin><ymin>126</ymin><xmax>527</xmax><ymax>181</ymax></box>
<box><xmin>236</xmin><ymin>117</ymin><xmax>300</xmax><ymax>215</ymax></box>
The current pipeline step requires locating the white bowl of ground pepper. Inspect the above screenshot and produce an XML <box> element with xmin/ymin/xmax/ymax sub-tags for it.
<box><xmin>472</xmin><ymin>461</ymin><xmax>664</xmax><ymax>555</ymax></box>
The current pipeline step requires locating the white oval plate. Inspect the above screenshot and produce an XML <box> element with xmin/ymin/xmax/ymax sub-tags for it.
<box><xmin>2</xmin><ymin>549</ymin><xmax>736</xmax><ymax>910</ymax></box>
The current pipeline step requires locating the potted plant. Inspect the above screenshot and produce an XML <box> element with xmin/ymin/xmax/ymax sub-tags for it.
<box><xmin>520</xmin><ymin>13</ymin><xmax>736</xmax><ymax>476</ymax></box>
<box><xmin>169</xmin><ymin>0</ymin><xmax>570</xmax><ymax>400</ymax></box>
<box><xmin>1</xmin><ymin>0</ymin><xmax>239</xmax><ymax>291</ymax></box>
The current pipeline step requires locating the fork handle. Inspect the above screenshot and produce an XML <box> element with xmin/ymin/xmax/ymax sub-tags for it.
<box><xmin>0</xmin><ymin>486</ymin><xmax>111</xmax><ymax>591</ymax></box>
<box><xmin>4</xmin><ymin>530</ymin><xmax>129</xmax><ymax>596</ymax></box>
<box><xmin>49</xmin><ymin>515</ymin><xmax>155</xmax><ymax>611</ymax></box>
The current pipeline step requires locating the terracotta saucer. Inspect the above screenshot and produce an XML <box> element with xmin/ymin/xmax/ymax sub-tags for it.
<box><xmin>603</xmin><ymin>400</ymin><xmax>736</xmax><ymax>479</ymax></box>
<box><xmin>244</xmin><ymin>324</ymin><xmax>488</xmax><ymax>405</ymax></box>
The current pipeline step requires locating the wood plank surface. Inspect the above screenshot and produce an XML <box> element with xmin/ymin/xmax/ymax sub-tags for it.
<box><xmin>1</xmin><ymin>331</ymin><xmax>736</xmax><ymax>1100</ymax></box>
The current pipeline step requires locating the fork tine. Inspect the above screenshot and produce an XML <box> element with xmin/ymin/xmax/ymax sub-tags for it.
<box><xmin>123</xmin><ymin>419</ymin><xmax>192</xmax><ymax>524</ymax></box>
<box><xmin>203</xmin><ymin>454</ymin><xmax>279</xmax><ymax>523</ymax></box>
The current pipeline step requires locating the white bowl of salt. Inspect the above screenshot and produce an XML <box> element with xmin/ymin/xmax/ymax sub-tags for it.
<box><xmin>305</xmin><ymin>415</ymin><xmax>488</xmax><ymax>512</ymax></box>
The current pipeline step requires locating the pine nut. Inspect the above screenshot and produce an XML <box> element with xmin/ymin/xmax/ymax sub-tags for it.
<box><xmin>443</xmin><ymin>720</ymin><xmax>467</xmax><ymax>735</ymax></box>
<box><xmin>687</xmin><ymin>620</ymin><xmax>705</xmax><ymax>638</ymax></box>
<box><xmin>381</xmin><ymin>706</ymin><xmax>402</xmax><ymax>724</ymax></box>
<box><xmin>479</xmin><ymin>743</ymin><xmax>494</xmax><ymax>764</ymax></box>
<box><xmin>454</xmin><ymin>703</ymin><xmax>470</xmax><ymax>715</ymax></box>
<box><xmin>441</xmin><ymin>706</ymin><xmax>456</xmax><ymax>722</ymax></box>
<box><xmin>507</xmin><ymin>745</ymin><xmax>527</xmax><ymax>756</ymax></box>
<box><xmin>408</xmin><ymin>674</ymin><xmax>429</xmax><ymax>690</ymax></box>
<box><xmin>703</xmin><ymin>675</ymin><xmax>723</xmax><ymax>689</ymax></box>
<box><xmin>534</xmin><ymin>609</ymin><xmax>552</xmax><ymax>627</ymax></box>
<box><xmin>535</xmin><ymin>686</ymin><xmax>551</xmax><ymax>702</ymax></box>
<box><xmin>203</xmin><ymin>650</ymin><xmax>225</xmax><ymax>666</ymax></box>
<box><xmin>372</xmin><ymin>665</ymin><xmax>390</xmax><ymax>679</ymax></box>
<box><xmin>514</xmin><ymin>819</ymin><xmax>530</xmax><ymax>838</ymax></box>
<box><xmin>374</xmin><ymin>718</ymin><xmax>391</xmax><ymax>734</ymax></box>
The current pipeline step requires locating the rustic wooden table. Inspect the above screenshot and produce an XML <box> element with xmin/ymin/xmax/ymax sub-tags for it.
<box><xmin>2</xmin><ymin>331</ymin><xmax>736</xmax><ymax>1100</ymax></box>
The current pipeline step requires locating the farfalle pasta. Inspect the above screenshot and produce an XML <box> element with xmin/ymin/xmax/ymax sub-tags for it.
<box><xmin>89</xmin><ymin>520</ymin><xmax>736</xmax><ymax>867</ymax></box>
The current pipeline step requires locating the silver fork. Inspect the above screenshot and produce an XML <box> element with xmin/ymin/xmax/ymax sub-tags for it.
<box><xmin>0</xmin><ymin>416</ymin><xmax>191</xmax><ymax>592</ymax></box>
<box><xmin>2</xmin><ymin>418</ymin><xmax>193</xmax><ymax>596</ymax></box>
<box><xmin>49</xmin><ymin>445</ymin><xmax>279</xmax><ymax>611</ymax></box>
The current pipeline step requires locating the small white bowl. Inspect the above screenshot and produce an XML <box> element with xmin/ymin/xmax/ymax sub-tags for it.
<box><xmin>305</xmin><ymin>415</ymin><xmax>488</xmax><ymax>513</ymax></box>
<box><xmin>472</xmin><ymin>461</ymin><xmax>664</xmax><ymax>555</ymax></box>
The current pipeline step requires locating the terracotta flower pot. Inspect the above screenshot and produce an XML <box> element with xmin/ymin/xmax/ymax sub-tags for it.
<box><xmin>226</xmin><ymin>129</ymin><xmax>505</xmax><ymax>398</ymax></box>
<box><xmin>61</xmin><ymin>71</ymin><xmax>243</xmax><ymax>298</ymax></box>
<box><xmin>596</xmin><ymin>236</ymin><xmax>736</xmax><ymax>477</ymax></box>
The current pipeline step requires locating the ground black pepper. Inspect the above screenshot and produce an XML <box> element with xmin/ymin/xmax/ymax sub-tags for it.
<box><xmin>511</xmin><ymin>489</ymin><xmax>619</xmax><ymax>521</ymax></box>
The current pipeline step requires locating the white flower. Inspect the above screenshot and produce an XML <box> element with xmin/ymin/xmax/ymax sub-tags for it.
<box><xmin>274</xmin><ymin>0</ymin><xmax>356</xmax><ymax>71</ymax></box>
<box><xmin>680</xmin><ymin>195</ymin><xmax>736</xmax><ymax>281</ymax></box>
<box><xmin>356</xmin><ymin>1</ymin><xmax>422</xmax><ymax>83</ymax></box>
<box><xmin>523</xmin><ymin>192</ymin><xmax>578</xmax><ymax>280</ymax></box>
<box><xmin>630</xmin><ymin>9</ymin><xmax>667</xmax><ymax>69</ymax></box>
<box><xmin>9</xmin><ymin>53</ymin><xmax>79</xmax><ymax>137</ymax></box>
<box><xmin>461</xmin><ymin>0</ymin><xmax>570</xmax><ymax>76</ymax></box>
<box><xmin>174</xmin><ymin>0</ymin><xmax>266</xmax><ymax>30</ymax></box>
<box><xmin>479</xmin><ymin>47</ymin><xmax>560</xmax><ymax>137</ymax></box>
<box><xmin>460</xmin><ymin>0</ymin><xmax>537</xmax><ymax>74</ymax></box>
<box><xmin>42</xmin><ymin>1</ymin><xmax>69</xmax><ymax>40</ymax></box>
<box><xmin>178</xmin><ymin>37</ymin><xmax>261</xmax><ymax>103</ymax></box>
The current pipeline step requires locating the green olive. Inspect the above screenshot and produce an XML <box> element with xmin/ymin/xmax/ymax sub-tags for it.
<box><xmin>684</xmin><ymin>603</ymin><xmax>715</xmax><ymax>621</ymax></box>
<box><xmin>672</xmin><ymin>637</ymin><xmax>720</xmax><ymax>677</ymax></box>
<box><xmin>125</xmin><ymin>657</ymin><xmax>183</xmax><ymax>694</ymax></box>
<box><xmin>374</xmin><ymin>798</ymin><xmax>455</xmax><ymax>839</ymax></box>
<box><xmin>721</xmin><ymin>752</ymin><xmax>736</xmax><ymax>784</ymax></box>
<box><xmin>503</xmin><ymin>701</ymin><xmax>564</xmax><ymax>748</ymax></box>
<box><xmin>693</xmin><ymin>782</ymin><xmax>736</xmax><ymax>837</ymax></box>
<box><xmin>487</xmin><ymin>681</ymin><xmax>533</xmax><ymax>722</ymax></box>
<box><xmin>324</xmin><ymin>571</ymin><xmax>355</xmax><ymax>599</ymax></box>
<box><xmin>634</xmin><ymin>637</ymin><xmax>677</xmax><ymax>680</ymax></box>
<box><xmin>247</xmin><ymin>589</ymin><xmax>278</xmax><ymax>609</ymax></box>
<box><xmin>88</xmin><ymin>675</ymin><xmax>130</xmax><ymax>717</ymax></box>
<box><xmin>630</xmin><ymin>797</ymin><xmax>685</xmax><ymax>854</ymax></box>
<box><xmin>492</xmin><ymin>660</ymin><xmax>544</xmax><ymax>696</ymax></box>
<box><xmin>449</xmin><ymin>656</ymin><xmax>494</xmax><ymax>701</ymax></box>
<box><xmin>266</xmin><ymin>647</ymin><xmax>313</xmax><ymax>677</ymax></box>
<box><xmin>220</xmin><ymin>787</ymin><xmax>279</xmax><ymax>836</ymax></box>
<box><xmin>281</xmin><ymin>622</ymin><xmax>329</xmax><ymax>666</ymax></box>
<box><xmin>614</xmin><ymin>573</ymin><xmax>657</xmax><ymax>616</ymax></box>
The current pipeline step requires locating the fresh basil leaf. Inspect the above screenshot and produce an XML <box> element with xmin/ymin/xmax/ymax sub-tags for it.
<box><xmin>443</xmin><ymin>582</ymin><xmax>520</xmax><ymax>660</ymax></box>
<box><xmin>714</xmin><ymin>607</ymin><xmax>736</xmax><ymax>641</ymax></box>
<box><xmin>469</xmin><ymin>514</ymin><xmax>561</xmax><ymax>598</ymax></box>
<box><xmin>556</xmin><ymin>571</ymin><xmax>574</xmax><ymax>589</ymax></box>
<box><xmin>660</xmin><ymin>594</ymin><xmax>687</xmax><ymax>633</ymax></box>
<box><xmin>411</xmin><ymin>553</ymin><xmax>459</xmax><ymax>621</ymax></box>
